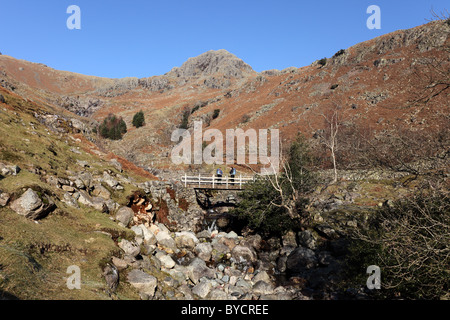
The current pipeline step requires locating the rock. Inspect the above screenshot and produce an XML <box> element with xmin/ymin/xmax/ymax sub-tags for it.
<box><xmin>195</xmin><ymin>242</ymin><xmax>213</xmax><ymax>261</ymax></box>
<box><xmin>211</xmin><ymin>242</ymin><xmax>230</xmax><ymax>261</ymax></box>
<box><xmin>286</xmin><ymin>247</ymin><xmax>318</xmax><ymax>272</ymax></box>
<box><xmin>192</xmin><ymin>281</ymin><xmax>212</xmax><ymax>298</ymax></box>
<box><xmin>175</xmin><ymin>231</ymin><xmax>198</xmax><ymax>250</ymax></box>
<box><xmin>9</xmin><ymin>188</ymin><xmax>55</xmax><ymax>220</ymax></box>
<box><xmin>187</xmin><ymin>258</ymin><xmax>215</xmax><ymax>284</ymax></box>
<box><xmin>92</xmin><ymin>197</ymin><xmax>108</xmax><ymax>213</ymax></box>
<box><xmin>242</xmin><ymin>234</ymin><xmax>262</xmax><ymax>251</ymax></box>
<box><xmin>252</xmin><ymin>280</ymin><xmax>275</xmax><ymax>296</ymax></box>
<box><xmin>102</xmin><ymin>171</ymin><xmax>121</xmax><ymax>189</ymax></box>
<box><xmin>196</xmin><ymin>230</ymin><xmax>211</xmax><ymax>240</ymax></box>
<box><xmin>177</xmin><ymin>284</ymin><xmax>194</xmax><ymax>299</ymax></box>
<box><xmin>127</xmin><ymin>269</ymin><xmax>158</xmax><ymax>299</ymax></box>
<box><xmin>0</xmin><ymin>163</ymin><xmax>21</xmax><ymax>176</ymax></box>
<box><xmin>77</xmin><ymin>172</ymin><xmax>93</xmax><ymax>189</ymax></box>
<box><xmin>77</xmin><ymin>190</ymin><xmax>95</xmax><ymax>207</ymax></box>
<box><xmin>61</xmin><ymin>185</ymin><xmax>75</xmax><ymax>193</ymax></box>
<box><xmin>109</xmin><ymin>159</ymin><xmax>123</xmax><ymax>172</ymax></box>
<box><xmin>231</xmin><ymin>245</ymin><xmax>257</xmax><ymax>264</ymax></box>
<box><xmin>115</xmin><ymin>206</ymin><xmax>134</xmax><ymax>227</ymax></box>
<box><xmin>253</xmin><ymin>271</ymin><xmax>271</xmax><ymax>283</ymax></box>
<box><xmin>315</xmin><ymin>224</ymin><xmax>339</xmax><ymax>240</ymax></box>
<box><xmin>0</xmin><ymin>190</ymin><xmax>11</xmax><ymax>207</ymax></box>
<box><xmin>317</xmin><ymin>251</ymin><xmax>334</xmax><ymax>266</ymax></box>
<box><xmin>112</xmin><ymin>256</ymin><xmax>129</xmax><ymax>271</ymax></box>
<box><xmin>225</xmin><ymin>231</ymin><xmax>239</xmax><ymax>239</ymax></box>
<box><xmin>92</xmin><ymin>184</ymin><xmax>111</xmax><ymax>200</ymax></box>
<box><xmin>103</xmin><ymin>264</ymin><xmax>119</xmax><ymax>294</ymax></box>
<box><xmin>118</xmin><ymin>239</ymin><xmax>140</xmax><ymax>257</ymax></box>
<box><xmin>282</xmin><ymin>230</ymin><xmax>297</xmax><ymax>247</ymax></box>
<box><xmin>155</xmin><ymin>230</ymin><xmax>177</xmax><ymax>252</ymax></box>
<box><xmin>208</xmin><ymin>289</ymin><xmax>228</xmax><ymax>300</ymax></box>
<box><xmin>62</xmin><ymin>192</ymin><xmax>79</xmax><ymax>208</ymax></box>
<box><xmin>298</xmin><ymin>230</ymin><xmax>317</xmax><ymax>250</ymax></box>
<box><xmin>157</xmin><ymin>253</ymin><xmax>176</xmax><ymax>269</ymax></box>
<box><xmin>0</xmin><ymin>94</ymin><xmax>5</xmax><ymax>103</ymax></box>
<box><xmin>276</xmin><ymin>256</ymin><xmax>288</xmax><ymax>273</ymax></box>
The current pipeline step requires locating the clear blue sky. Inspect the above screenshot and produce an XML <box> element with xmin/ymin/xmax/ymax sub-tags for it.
<box><xmin>0</xmin><ymin>0</ymin><xmax>448</xmax><ymax>78</ymax></box>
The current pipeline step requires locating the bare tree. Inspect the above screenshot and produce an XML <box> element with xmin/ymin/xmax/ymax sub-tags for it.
<box><xmin>311</xmin><ymin>101</ymin><xmax>347</xmax><ymax>183</ymax></box>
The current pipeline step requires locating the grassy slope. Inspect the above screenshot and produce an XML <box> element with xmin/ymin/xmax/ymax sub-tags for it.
<box><xmin>0</xmin><ymin>88</ymin><xmax>144</xmax><ymax>300</ymax></box>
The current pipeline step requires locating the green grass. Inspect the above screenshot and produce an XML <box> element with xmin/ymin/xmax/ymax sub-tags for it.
<box><xmin>0</xmin><ymin>90</ymin><xmax>142</xmax><ymax>299</ymax></box>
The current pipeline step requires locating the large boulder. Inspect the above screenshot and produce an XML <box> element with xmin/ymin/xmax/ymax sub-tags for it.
<box><xmin>118</xmin><ymin>239</ymin><xmax>140</xmax><ymax>257</ymax></box>
<box><xmin>115</xmin><ymin>206</ymin><xmax>134</xmax><ymax>227</ymax></box>
<box><xmin>231</xmin><ymin>245</ymin><xmax>257</xmax><ymax>264</ymax></box>
<box><xmin>155</xmin><ymin>230</ymin><xmax>177</xmax><ymax>252</ymax></box>
<box><xmin>127</xmin><ymin>269</ymin><xmax>158</xmax><ymax>298</ymax></box>
<box><xmin>298</xmin><ymin>230</ymin><xmax>317</xmax><ymax>250</ymax></box>
<box><xmin>0</xmin><ymin>163</ymin><xmax>20</xmax><ymax>176</ymax></box>
<box><xmin>9</xmin><ymin>188</ymin><xmax>55</xmax><ymax>220</ymax></box>
<box><xmin>92</xmin><ymin>184</ymin><xmax>111</xmax><ymax>200</ymax></box>
<box><xmin>187</xmin><ymin>258</ymin><xmax>215</xmax><ymax>284</ymax></box>
<box><xmin>175</xmin><ymin>231</ymin><xmax>198</xmax><ymax>250</ymax></box>
<box><xmin>195</xmin><ymin>242</ymin><xmax>213</xmax><ymax>262</ymax></box>
<box><xmin>286</xmin><ymin>247</ymin><xmax>318</xmax><ymax>272</ymax></box>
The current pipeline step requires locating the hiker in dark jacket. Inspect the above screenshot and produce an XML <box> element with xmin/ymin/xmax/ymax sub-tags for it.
<box><xmin>230</xmin><ymin>167</ymin><xmax>236</xmax><ymax>183</ymax></box>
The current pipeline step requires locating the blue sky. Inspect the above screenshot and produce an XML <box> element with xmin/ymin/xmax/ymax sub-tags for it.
<box><xmin>0</xmin><ymin>0</ymin><xmax>448</xmax><ymax>78</ymax></box>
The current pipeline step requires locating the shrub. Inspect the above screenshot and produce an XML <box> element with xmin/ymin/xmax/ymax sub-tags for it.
<box><xmin>229</xmin><ymin>134</ymin><xmax>317</xmax><ymax>236</ymax></box>
<box><xmin>318</xmin><ymin>57</ymin><xmax>327</xmax><ymax>66</ymax></box>
<box><xmin>132</xmin><ymin>110</ymin><xmax>145</xmax><ymax>128</ymax></box>
<box><xmin>212</xmin><ymin>109</ymin><xmax>220</xmax><ymax>119</ymax></box>
<box><xmin>179</xmin><ymin>107</ymin><xmax>191</xmax><ymax>129</ymax></box>
<box><xmin>99</xmin><ymin>114</ymin><xmax>127</xmax><ymax>140</ymax></box>
<box><xmin>346</xmin><ymin>191</ymin><xmax>450</xmax><ymax>299</ymax></box>
<box><xmin>333</xmin><ymin>49</ymin><xmax>346</xmax><ymax>58</ymax></box>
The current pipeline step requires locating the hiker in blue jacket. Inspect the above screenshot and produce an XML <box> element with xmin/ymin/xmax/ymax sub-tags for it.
<box><xmin>216</xmin><ymin>168</ymin><xmax>223</xmax><ymax>183</ymax></box>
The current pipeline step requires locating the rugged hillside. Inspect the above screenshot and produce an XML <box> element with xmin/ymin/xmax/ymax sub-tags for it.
<box><xmin>1</xmin><ymin>21</ymin><xmax>448</xmax><ymax>174</ymax></box>
<box><xmin>0</xmin><ymin>20</ymin><xmax>449</xmax><ymax>301</ymax></box>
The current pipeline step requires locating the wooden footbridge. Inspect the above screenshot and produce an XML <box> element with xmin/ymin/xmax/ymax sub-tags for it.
<box><xmin>181</xmin><ymin>174</ymin><xmax>255</xmax><ymax>190</ymax></box>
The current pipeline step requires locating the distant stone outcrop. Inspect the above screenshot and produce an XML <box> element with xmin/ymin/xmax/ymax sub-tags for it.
<box><xmin>168</xmin><ymin>49</ymin><xmax>255</xmax><ymax>79</ymax></box>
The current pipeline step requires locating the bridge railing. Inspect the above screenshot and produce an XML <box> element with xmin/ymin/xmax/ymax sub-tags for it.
<box><xmin>181</xmin><ymin>173</ymin><xmax>255</xmax><ymax>189</ymax></box>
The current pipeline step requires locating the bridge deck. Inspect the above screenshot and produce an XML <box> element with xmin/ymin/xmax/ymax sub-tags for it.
<box><xmin>181</xmin><ymin>174</ymin><xmax>254</xmax><ymax>190</ymax></box>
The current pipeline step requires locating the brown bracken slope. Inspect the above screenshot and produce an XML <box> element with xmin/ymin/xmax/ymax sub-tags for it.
<box><xmin>0</xmin><ymin>20</ymin><xmax>448</xmax><ymax>172</ymax></box>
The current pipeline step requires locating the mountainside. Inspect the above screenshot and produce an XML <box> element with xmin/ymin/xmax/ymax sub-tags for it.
<box><xmin>0</xmin><ymin>20</ymin><xmax>448</xmax><ymax>173</ymax></box>
<box><xmin>0</xmin><ymin>19</ymin><xmax>449</xmax><ymax>302</ymax></box>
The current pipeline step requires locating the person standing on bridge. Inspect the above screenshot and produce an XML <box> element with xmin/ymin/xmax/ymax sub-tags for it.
<box><xmin>216</xmin><ymin>168</ymin><xmax>223</xmax><ymax>183</ymax></box>
<box><xmin>230</xmin><ymin>167</ymin><xmax>236</xmax><ymax>184</ymax></box>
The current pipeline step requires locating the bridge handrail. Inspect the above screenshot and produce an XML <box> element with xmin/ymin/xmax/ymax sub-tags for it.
<box><xmin>181</xmin><ymin>173</ymin><xmax>255</xmax><ymax>188</ymax></box>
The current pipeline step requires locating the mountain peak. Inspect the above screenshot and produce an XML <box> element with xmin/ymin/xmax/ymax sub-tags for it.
<box><xmin>168</xmin><ymin>49</ymin><xmax>255</xmax><ymax>78</ymax></box>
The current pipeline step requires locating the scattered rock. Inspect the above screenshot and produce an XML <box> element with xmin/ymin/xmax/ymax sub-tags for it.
<box><xmin>231</xmin><ymin>245</ymin><xmax>257</xmax><ymax>264</ymax></box>
<box><xmin>118</xmin><ymin>239</ymin><xmax>140</xmax><ymax>257</ymax></box>
<box><xmin>286</xmin><ymin>247</ymin><xmax>318</xmax><ymax>272</ymax></box>
<box><xmin>115</xmin><ymin>206</ymin><xmax>134</xmax><ymax>227</ymax></box>
<box><xmin>0</xmin><ymin>163</ymin><xmax>21</xmax><ymax>176</ymax></box>
<box><xmin>0</xmin><ymin>190</ymin><xmax>11</xmax><ymax>207</ymax></box>
<box><xmin>252</xmin><ymin>280</ymin><xmax>275</xmax><ymax>296</ymax></box>
<box><xmin>9</xmin><ymin>188</ymin><xmax>55</xmax><ymax>220</ymax></box>
<box><xmin>127</xmin><ymin>269</ymin><xmax>158</xmax><ymax>299</ymax></box>
<box><xmin>195</xmin><ymin>242</ymin><xmax>213</xmax><ymax>261</ymax></box>
<box><xmin>298</xmin><ymin>230</ymin><xmax>317</xmax><ymax>250</ymax></box>
<box><xmin>192</xmin><ymin>281</ymin><xmax>212</xmax><ymax>298</ymax></box>
<box><xmin>103</xmin><ymin>264</ymin><xmax>119</xmax><ymax>294</ymax></box>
